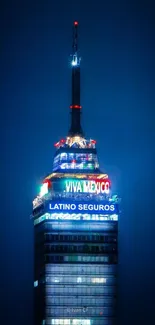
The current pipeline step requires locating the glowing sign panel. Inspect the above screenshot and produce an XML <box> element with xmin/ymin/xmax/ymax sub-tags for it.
<box><xmin>39</xmin><ymin>180</ymin><xmax>51</xmax><ymax>197</ymax></box>
<box><xmin>65</xmin><ymin>180</ymin><xmax>110</xmax><ymax>194</ymax></box>
<box><xmin>40</xmin><ymin>182</ymin><xmax>48</xmax><ymax>197</ymax></box>
<box><xmin>48</xmin><ymin>200</ymin><xmax>118</xmax><ymax>215</ymax></box>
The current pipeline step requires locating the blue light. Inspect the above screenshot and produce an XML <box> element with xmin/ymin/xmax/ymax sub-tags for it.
<box><xmin>71</xmin><ymin>59</ymin><xmax>77</xmax><ymax>66</ymax></box>
<box><xmin>34</xmin><ymin>213</ymin><xmax>118</xmax><ymax>225</ymax></box>
<box><xmin>71</xmin><ymin>55</ymin><xmax>78</xmax><ymax>66</ymax></box>
<box><xmin>34</xmin><ymin>280</ymin><xmax>38</xmax><ymax>287</ymax></box>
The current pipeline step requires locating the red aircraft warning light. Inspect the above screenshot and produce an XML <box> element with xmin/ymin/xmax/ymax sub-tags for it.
<box><xmin>70</xmin><ymin>105</ymin><xmax>82</xmax><ymax>109</ymax></box>
<box><xmin>74</xmin><ymin>21</ymin><xmax>78</xmax><ymax>26</ymax></box>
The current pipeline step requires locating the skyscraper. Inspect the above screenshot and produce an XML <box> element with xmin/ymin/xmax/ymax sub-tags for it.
<box><xmin>33</xmin><ymin>21</ymin><xmax>119</xmax><ymax>325</ymax></box>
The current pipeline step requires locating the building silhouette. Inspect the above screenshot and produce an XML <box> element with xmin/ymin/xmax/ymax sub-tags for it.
<box><xmin>33</xmin><ymin>21</ymin><xmax>119</xmax><ymax>325</ymax></box>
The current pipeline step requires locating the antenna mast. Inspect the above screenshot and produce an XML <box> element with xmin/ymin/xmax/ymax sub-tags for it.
<box><xmin>68</xmin><ymin>21</ymin><xmax>83</xmax><ymax>137</ymax></box>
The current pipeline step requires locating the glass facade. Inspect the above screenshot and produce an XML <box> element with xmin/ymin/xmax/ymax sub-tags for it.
<box><xmin>53</xmin><ymin>153</ymin><xmax>99</xmax><ymax>172</ymax></box>
<box><xmin>34</xmin><ymin>217</ymin><xmax>118</xmax><ymax>325</ymax></box>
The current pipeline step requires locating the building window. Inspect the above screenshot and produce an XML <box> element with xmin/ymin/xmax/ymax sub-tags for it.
<box><xmin>34</xmin><ymin>280</ymin><xmax>38</xmax><ymax>287</ymax></box>
<box><xmin>91</xmin><ymin>278</ymin><xmax>107</xmax><ymax>284</ymax></box>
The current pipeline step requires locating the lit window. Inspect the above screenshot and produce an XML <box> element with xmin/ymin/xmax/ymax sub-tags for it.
<box><xmin>91</xmin><ymin>278</ymin><xmax>107</xmax><ymax>284</ymax></box>
<box><xmin>72</xmin><ymin>320</ymin><xmax>90</xmax><ymax>325</ymax></box>
<box><xmin>64</xmin><ymin>321</ymin><xmax>70</xmax><ymax>325</ymax></box>
<box><xmin>34</xmin><ymin>280</ymin><xmax>38</xmax><ymax>287</ymax></box>
<box><xmin>69</xmin><ymin>153</ymin><xmax>74</xmax><ymax>159</ymax></box>
<box><xmin>53</xmin><ymin>278</ymin><xmax>60</xmax><ymax>283</ymax></box>
<box><xmin>60</xmin><ymin>153</ymin><xmax>67</xmax><ymax>160</ymax></box>
<box><xmin>51</xmin><ymin>320</ymin><xmax>70</xmax><ymax>325</ymax></box>
<box><xmin>111</xmin><ymin>214</ymin><xmax>118</xmax><ymax>221</ymax></box>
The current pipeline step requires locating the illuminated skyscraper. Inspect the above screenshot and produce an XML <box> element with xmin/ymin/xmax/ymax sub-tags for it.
<box><xmin>33</xmin><ymin>21</ymin><xmax>119</xmax><ymax>325</ymax></box>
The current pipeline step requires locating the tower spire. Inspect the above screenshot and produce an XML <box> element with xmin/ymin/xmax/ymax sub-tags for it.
<box><xmin>68</xmin><ymin>21</ymin><xmax>84</xmax><ymax>137</ymax></box>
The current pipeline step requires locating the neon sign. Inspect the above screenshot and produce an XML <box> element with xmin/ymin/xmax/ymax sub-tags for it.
<box><xmin>40</xmin><ymin>182</ymin><xmax>48</xmax><ymax>197</ymax></box>
<box><xmin>65</xmin><ymin>180</ymin><xmax>110</xmax><ymax>194</ymax></box>
<box><xmin>39</xmin><ymin>180</ymin><xmax>51</xmax><ymax>197</ymax></box>
<box><xmin>48</xmin><ymin>200</ymin><xmax>118</xmax><ymax>215</ymax></box>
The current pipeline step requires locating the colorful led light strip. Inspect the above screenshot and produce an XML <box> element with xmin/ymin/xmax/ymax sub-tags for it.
<box><xmin>44</xmin><ymin>173</ymin><xmax>109</xmax><ymax>180</ymax></box>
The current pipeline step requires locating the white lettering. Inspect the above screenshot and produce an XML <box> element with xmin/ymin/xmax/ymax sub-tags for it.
<box><xmin>49</xmin><ymin>202</ymin><xmax>116</xmax><ymax>214</ymax></box>
<box><xmin>90</xmin><ymin>181</ymin><xmax>96</xmax><ymax>193</ymax></box>
<box><xmin>65</xmin><ymin>181</ymin><xmax>71</xmax><ymax>192</ymax></box>
<box><xmin>78</xmin><ymin>204</ymin><xmax>83</xmax><ymax>210</ymax></box>
<box><xmin>96</xmin><ymin>181</ymin><xmax>100</xmax><ymax>194</ymax></box>
<box><xmin>88</xmin><ymin>204</ymin><xmax>93</xmax><ymax>210</ymax></box>
<box><xmin>77</xmin><ymin>181</ymin><xmax>82</xmax><ymax>192</ymax></box>
<box><xmin>83</xmin><ymin>180</ymin><xmax>89</xmax><ymax>192</ymax></box>
<box><xmin>73</xmin><ymin>182</ymin><xmax>78</xmax><ymax>192</ymax></box>
<box><xmin>54</xmin><ymin>204</ymin><xmax>59</xmax><ymax>209</ymax></box>
<box><xmin>71</xmin><ymin>204</ymin><xmax>76</xmax><ymax>210</ymax></box>
<box><xmin>59</xmin><ymin>204</ymin><xmax>63</xmax><ymax>209</ymax></box>
<box><xmin>65</xmin><ymin>180</ymin><xmax>110</xmax><ymax>194</ymax></box>
<box><xmin>110</xmin><ymin>204</ymin><xmax>115</xmax><ymax>211</ymax></box>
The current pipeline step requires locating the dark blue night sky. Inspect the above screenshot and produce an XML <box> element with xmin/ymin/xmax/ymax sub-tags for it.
<box><xmin>1</xmin><ymin>0</ymin><xmax>154</xmax><ymax>324</ymax></box>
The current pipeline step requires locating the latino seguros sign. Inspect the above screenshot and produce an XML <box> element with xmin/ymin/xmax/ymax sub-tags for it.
<box><xmin>48</xmin><ymin>200</ymin><xmax>118</xmax><ymax>215</ymax></box>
